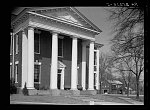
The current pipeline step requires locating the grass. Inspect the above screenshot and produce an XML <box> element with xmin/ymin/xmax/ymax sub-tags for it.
<box><xmin>128</xmin><ymin>96</ymin><xmax>144</xmax><ymax>102</ymax></box>
<box><xmin>10</xmin><ymin>94</ymin><xmax>88</xmax><ymax>105</ymax></box>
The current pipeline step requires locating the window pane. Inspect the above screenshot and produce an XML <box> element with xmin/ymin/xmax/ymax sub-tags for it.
<box><xmin>34</xmin><ymin>65</ymin><xmax>40</xmax><ymax>83</ymax></box>
<box><xmin>34</xmin><ymin>33</ymin><xmax>40</xmax><ymax>53</ymax></box>
<box><xmin>16</xmin><ymin>35</ymin><xmax>18</xmax><ymax>54</ymax></box>
<box><xmin>94</xmin><ymin>52</ymin><xmax>97</xmax><ymax>65</ymax></box>
<box><xmin>58</xmin><ymin>38</ymin><xmax>63</xmax><ymax>57</ymax></box>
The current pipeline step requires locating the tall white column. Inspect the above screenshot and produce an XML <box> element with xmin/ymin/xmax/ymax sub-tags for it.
<box><xmin>81</xmin><ymin>42</ymin><xmax>87</xmax><ymax>90</ymax></box>
<box><xmin>27</xmin><ymin>27</ymin><xmax>35</xmax><ymax>89</ymax></box>
<box><xmin>88</xmin><ymin>41</ymin><xmax>94</xmax><ymax>90</ymax></box>
<box><xmin>96</xmin><ymin>50</ymin><xmax>100</xmax><ymax>90</ymax></box>
<box><xmin>61</xmin><ymin>68</ymin><xmax>65</xmax><ymax>90</ymax></box>
<box><xmin>22</xmin><ymin>30</ymin><xmax>28</xmax><ymax>89</ymax></box>
<box><xmin>50</xmin><ymin>31</ymin><xmax>58</xmax><ymax>89</ymax></box>
<box><xmin>71</xmin><ymin>37</ymin><xmax>78</xmax><ymax>90</ymax></box>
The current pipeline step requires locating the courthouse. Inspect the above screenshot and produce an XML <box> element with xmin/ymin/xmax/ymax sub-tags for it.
<box><xmin>10</xmin><ymin>7</ymin><xmax>103</xmax><ymax>95</ymax></box>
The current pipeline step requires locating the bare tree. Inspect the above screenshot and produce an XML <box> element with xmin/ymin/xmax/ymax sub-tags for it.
<box><xmin>107</xmin><ymin>7</ymin><xmax>144</xmax><ymax>99</ymax></box>
<box><xmin>99</xmin><ymin>53</ymin><xmax>114</xmax><ymax>94</ymax></box>
<box><xmin>113</xmin><ymin>58</ymin><xmax>134</xmax><ymax>97</ymax></box>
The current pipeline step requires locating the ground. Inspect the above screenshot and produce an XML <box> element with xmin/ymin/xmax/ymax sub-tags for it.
<box><xmin>10</xmin><ymin>93</ymin><xmax>144</xmax><ymax>105</ymax></box>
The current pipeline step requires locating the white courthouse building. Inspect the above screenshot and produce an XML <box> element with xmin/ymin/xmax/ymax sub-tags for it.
<box><xmin>10</xmin><ymin>7</ymin><xmax>103</xmax><ymax>95</ymax></box>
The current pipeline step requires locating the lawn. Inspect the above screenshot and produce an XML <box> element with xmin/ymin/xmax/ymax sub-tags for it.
<box><xmin>10</xmin><ymin>94</ymin><xmax>88</xmax><ymax>105</ymax></box>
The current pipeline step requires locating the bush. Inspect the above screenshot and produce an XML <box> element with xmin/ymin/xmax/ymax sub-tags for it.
<box><xmin>22</xmin><ymin>82</ymin><xmax>29</xmax><ymax>96</ymax></box>
<box><xmin>10</xmin><ymin>78</ymin><xmax>17</xmax><ymax>94</ymax></box>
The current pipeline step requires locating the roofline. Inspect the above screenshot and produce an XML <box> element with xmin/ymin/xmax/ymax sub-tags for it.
<box><xmin>11</xmin><ymin>7</ymin><xmax>102</xmax><ymax>35</ymax></box>
<box><xmin>70</xmin><ymin>7</ymin><xmax>102</xmax><ymax>33</ymax></box>
<box><xmin>27</xmin><ymin>11</ymin><xmax>101</xmax><ymax>34</ymax></box>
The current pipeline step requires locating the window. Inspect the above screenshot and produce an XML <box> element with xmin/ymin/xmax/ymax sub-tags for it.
<box><xmin>94</xmin><ymin>73</ymin><xmax>96</xmax><ymax>85</ymax></box>
<box><xmin>34</xmin><ymin>65</ymin><xmax>40</xmax><ymax>83</ymax></box>
<box><xmin>94</xmin><ymin>51</ymin><xmax>97</xmax><ymax>65</ymax></box>
<box><xmin>16</xmin><ymin>34</ymin><xmax>19</xmax><ymax>54</ymax></box>
<box><xmin>15</xmin><ymin>64</ymin><xmax>18</xmax><ymax>83</ymax></box>
<box><xmin>10</xmin><ymin>64</ymin><xmax>12</xmax><ymax>79</ymax></box>
<box><xmin>34</xmin><ymin>32</ymin><xmax>40</xmax><ymax>54</ymax></box>
<box><xmin>58</xmin><ymin>38</ymin><xmax>63</xmax><ymax>57</ymax></box>
<box><xmin>94</xmin><ymin>51</ymin><xmax>97</xmax><ymax>71</ymax></box>
<box><xmin>10</xmin><ymin>33</ymin><xmax>12</xmax><ymax>55</ymax></box>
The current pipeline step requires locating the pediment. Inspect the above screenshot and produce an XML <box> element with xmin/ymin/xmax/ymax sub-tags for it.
<box><xmin>58</xmin><ymin>61</ymin><xmax>66</xmax><ymax>68</ymax></box>
<box><xmin>29</xmin><ymin>7</ymin><xmax>101</xmax><ymax>33</ymax></box>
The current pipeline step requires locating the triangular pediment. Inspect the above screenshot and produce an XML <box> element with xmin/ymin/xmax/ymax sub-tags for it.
<box><xmin>33</xmin><ymin>8</ymin><xmax>84</xmax><ymax>26</ymax></box>
<box><xmin>29</xmin><ymin>7</ymin><xmax>101</xmax><ymax>33</ymax></box>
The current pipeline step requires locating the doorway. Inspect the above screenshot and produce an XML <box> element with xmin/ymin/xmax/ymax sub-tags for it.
<box><xmin>57</xmin><ymin>69</ymin><xmax>62</xmax><ymax>89</ymax></box>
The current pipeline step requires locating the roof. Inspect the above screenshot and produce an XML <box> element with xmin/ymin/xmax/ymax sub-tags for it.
<box><xmin>11</xmin><ymin>7</ymin><xmax>102</xmax><ymax>34</ymax></box>
<box><xmin>94</xmin><ymin>43</ymin><xmax>104</xmax><ymax>48</ymax></box>
<box><xmin>58</xmin><ymin>61</ymin><xmax>66</xmax><ymax>68</ymax></box>
<box><xmin>107</xmin><ymin>80</ymin><xmax>123</xmax><ymax>84</ymax></box>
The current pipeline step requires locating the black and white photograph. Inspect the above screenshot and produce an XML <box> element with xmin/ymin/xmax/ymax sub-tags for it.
<box><xmin>10</xmin><ymin>5</ymin><xmax>145</xmax><ymax>105</ymax></box>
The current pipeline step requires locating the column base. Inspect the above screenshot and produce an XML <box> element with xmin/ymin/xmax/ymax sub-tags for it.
<box><xmin>70</xmin><ymin>89</ymin><xmax>80</xmax><ymax>96</ymax></box>
<box><xmin>80</xmin><ymin>90</ymin><xmax>97</xmax><ymax>95</ymax></box>
<box><xmin>49</xmin><ymin>89</ymin><xmax>60</xmax><ymax>96</ymax></box>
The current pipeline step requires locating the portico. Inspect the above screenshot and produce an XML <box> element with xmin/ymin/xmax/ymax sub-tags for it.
<box><xmin>10</xmin><ymin>7</ymin><xmax>103</xmax><ymax>95</ymax></box>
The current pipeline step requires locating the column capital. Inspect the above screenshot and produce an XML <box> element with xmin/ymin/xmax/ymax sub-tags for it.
<box><xmin>70</xmin><ymin>35</ymin><xmax>78</xmax><ymax>39</ymax></box>
<box><xmin>28</xmin><ymin>26</ymin><xmax>35</xmax><ymax>30</ymax></box>
<box><xmin>51</xmin><ymin>30</ymin><xmax>60</xmax><ymax>34</ymax></box>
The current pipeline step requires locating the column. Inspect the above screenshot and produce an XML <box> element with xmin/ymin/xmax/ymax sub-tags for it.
<box><xmin>27</xmin><ymin>27</ymin><xmax>35</xmax><ymax>89</ymax></box>
<box><xmin>61</xmin><ymin>68</ymin><xmax>65</xmax><ymax>90</ymax></box>
<box><xmin>12</xmin><ymin>32</ymin><xmax>15</xmax><ymax>80</ymax></box>
<box><xmin>96</xmin><ymin>50</ymin><xmax>100</xmax><ymax>90</ymax></box>
<box><xmin>88</xmin><ymin>41</ymin><xmax>94</xmax><ymax>90</ymax></box>
<box><xmin>71</xmin><ymin>37</ymin><xmax>78</xmax><ymax>90</ymax></box>
<box><xmin>22</xmin><ymin>30</ymin><xmax>28</xmax><ymax>89</ymax></box>
<box><xmin>81</xmin><ymin>41</ymin><xmax>86</xmax><ymax>90</ymax></box>
<box><xmin>50</xmin><ymin>31</ymin><xmax>58</xmax><ymax>89</ymax></box>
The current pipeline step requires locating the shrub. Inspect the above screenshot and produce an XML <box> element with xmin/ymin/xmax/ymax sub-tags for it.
<box><xmin>22</xmin><ymin>82</ymin><xmax>29</xmax><ymax>96</ymax></box>
<box><xmin>10</xmin><ymin>78</ymin><xmax>17</xmax><ymax>94</ymax></box>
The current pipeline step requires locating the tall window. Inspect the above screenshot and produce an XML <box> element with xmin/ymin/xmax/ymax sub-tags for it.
<box><xmin>15</xmin><ymin>64</ymin><xmax>18</xmax><ymax>83</ymax></box>
<box><xmin>94</xmin><ymin>51</ymin><xmax>97</xmax><ymax>71</ymax></box>
<box><xmin>34</xmin><ymin>65</ymin><xmax>40</xmax><ymax>83</ymax></box>
<box><xmin>34</xmin><ymin>32</ymin><xmax>40</xmax><ymax>54</ymax></box>
<box><xmin>58</xmin><ymin>38</ymin><xmax>63</xmax><ymax>57</ymax></box>
<box><xmin>16</xmin><ymin>34</ymin><xmax>19</xmax><ymax>54</ymax></box>
<box><xmin>10</xmin><ymin>33</ymin><xmax>12</xmax><ymax>55</ymax></box>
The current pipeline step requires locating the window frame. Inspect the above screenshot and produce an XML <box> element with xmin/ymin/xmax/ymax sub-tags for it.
<box><xmin>94</xmin><ymin>50</ymin><xmax>97</xmax><ymax>72</ymax></box>
<box><xmin>15</xmin><ymin>61</ymin><xmax>19</xmax><ymax>83</ymax></box>
<box><xmin>15</xmin><ymin>34</ymin><xmax>19</xmax><ymax>54</ymax></box>
<box><xmin>10</xmin><ymin>33</ymin><xmax>12</xmax><ymax>55</ymax></box>
<box><xmin>34</xmin><ymin>62</ymin><xmax>41</xmax><ymax>84</ymax></box>
<box><xmin>34</xmin><ymin>30</ymin><xmax>41</xmax><ymax>54</ymax></box>
<box><xmin>58</xmin><ymin>36</ymin><xmax>64</xmax><ymax>58</ymax></box>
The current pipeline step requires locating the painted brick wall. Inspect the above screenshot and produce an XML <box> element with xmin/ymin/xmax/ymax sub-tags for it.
<box><xmin>34</xmin><ymin>30</ymin><xmax>52</xmax><ymax>89</ymax></box>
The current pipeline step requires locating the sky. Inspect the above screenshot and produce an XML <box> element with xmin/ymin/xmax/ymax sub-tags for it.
<box><xmin>76</xmin><ymin>7</ymin><xmax>114</xmax><ymax>54</ymax></box>
<box><xmin>76</xmin><ymin>7</ymin><xmax>144</xmax><ymax>80</ymax></box>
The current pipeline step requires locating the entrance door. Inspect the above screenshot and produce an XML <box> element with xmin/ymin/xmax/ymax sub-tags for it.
<box><xmin>57</xmin><ymin>69</ymin><xmax>62</xmax><ymax>89</ymax></box>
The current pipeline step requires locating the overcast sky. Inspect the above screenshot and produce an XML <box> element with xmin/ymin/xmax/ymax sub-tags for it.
<box><xmin>76</xmin><ymin>7</ymin><xmax>114</xmax><ymax>54</ymax></box>
<box><xmin>76</xmin><ymin>7</ymin><xmax>144</xmax><ymax>80</ymax></box>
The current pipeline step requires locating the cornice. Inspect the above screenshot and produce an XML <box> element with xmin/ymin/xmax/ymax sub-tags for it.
<box><xmin>27</xmin><ymin>11</ymin><xmax>100</xmax><ymax>35</ymax></box>
<box><xmin>11</xmin><ymin>13</ymin><xmax>29</xmax><ymax>30</ymax></box>
<box><xmin>29</xmin><ymin>21</ymin><xmax>95</xmax><ymax>41</ymax></box>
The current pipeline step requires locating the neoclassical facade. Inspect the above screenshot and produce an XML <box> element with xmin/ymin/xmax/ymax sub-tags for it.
<box><xmin>10</xmin><ymin>7</ymin><xmax>103</xmax><ymax>95</ymax></box>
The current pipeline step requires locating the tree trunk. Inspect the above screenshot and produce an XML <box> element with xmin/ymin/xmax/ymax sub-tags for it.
<box><xmin>127</xmin><ymin>83</ymin><xmax>129</xmax><ymax>97</ymax></box>
<box><xmin>99</xmin><ymin>81</ymin><xmax>102</xmax><ymax>94</ymax></box>
<box><xmin>136</xmin><ymin>79</ymin><xmax>140</xmax><ymax>99</ymax></box>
